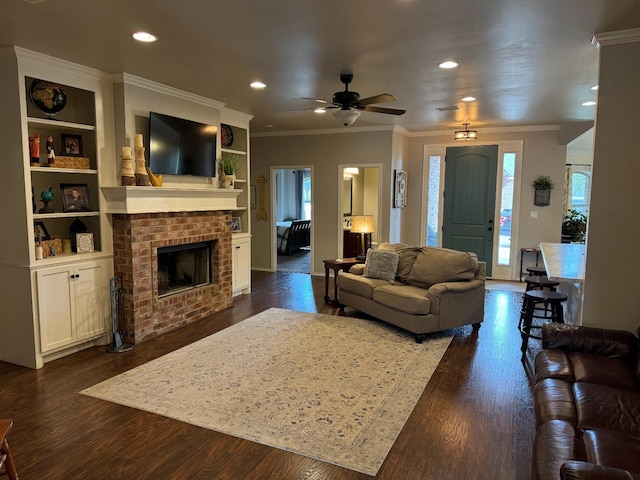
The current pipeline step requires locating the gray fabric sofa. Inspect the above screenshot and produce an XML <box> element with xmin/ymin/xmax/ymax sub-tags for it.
<box><xmin>337</xmin><ymin>243</ymin><xmax>486</xmax><ymax>342</ymax></box>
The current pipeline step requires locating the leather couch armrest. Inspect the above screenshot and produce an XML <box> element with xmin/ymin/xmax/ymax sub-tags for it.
<box><xmin>560</xmin><ymin>460</ymin><xmax>640</xmax><ymax>480</ymax></box>
<box><xmin>542</xmin><ymin>323</ymin><xmax>638</xmax><ymax>362</ymax></box>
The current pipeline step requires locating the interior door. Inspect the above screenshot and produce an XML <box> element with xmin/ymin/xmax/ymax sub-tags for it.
<box><xmin>443</xmin><ymin>145</ymin><xmax>498</xmax><ymax>275</ymax></box>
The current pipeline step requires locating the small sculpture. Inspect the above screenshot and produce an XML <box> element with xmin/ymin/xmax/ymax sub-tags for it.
<box><xmin>29</xmin><ymin>133</ymin><xmax>41</xmax><ymax>166</ymax></box>
<box><xmin>46</xmin><ymin>135</ymin><xmax>55</xmax><ymax>165</ymax></box>
<box><xmin>120</xmin><ymin>146</ymin><xmax>136</xmax><ymax>186</ymax></box>
<box><xmin>134</xmin><ymin>134</ymin><xmax>149</xmax><ymax>186</ymax></box>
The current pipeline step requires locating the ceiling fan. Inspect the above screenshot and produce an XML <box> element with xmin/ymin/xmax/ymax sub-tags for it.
<box><xmin>304</xmin><ymin>73</ymin><xmax>406</xmax><ymax>126</ymax></box>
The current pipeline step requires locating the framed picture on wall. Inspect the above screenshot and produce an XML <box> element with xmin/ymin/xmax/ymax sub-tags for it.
<box><xmin>394</xmin><ymin>170</ymin><xmax>407</xmax><ymax>208</ymax></box>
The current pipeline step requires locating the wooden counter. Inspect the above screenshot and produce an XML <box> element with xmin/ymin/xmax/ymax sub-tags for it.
<box><xmin>539</xmin><ymin>242</ymin><xmax>586</xmax><ymax>325</ymax></box>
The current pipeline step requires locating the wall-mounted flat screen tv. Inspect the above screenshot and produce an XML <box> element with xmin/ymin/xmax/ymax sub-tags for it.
<box><xmin>148</xmin><ymin>111</ymin><xmax>217</xmax><ymax>177</ymax></box>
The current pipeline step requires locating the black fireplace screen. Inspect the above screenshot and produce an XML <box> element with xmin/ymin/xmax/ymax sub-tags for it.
<box><xmin>157</xmin><ymin>241</ymin><xmax>212</xmax><ymax>297</ymax></box>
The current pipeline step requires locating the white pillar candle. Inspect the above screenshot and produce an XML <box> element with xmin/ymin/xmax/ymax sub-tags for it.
<box><xmin>121</xmin><ymin>146</ymin><xmax>132</xmax><ymax>157</ymax></box>
<box><xmin>134</xmin><ymin>134</ymin><xmax>143</xmax><ymax>148</ymax></box>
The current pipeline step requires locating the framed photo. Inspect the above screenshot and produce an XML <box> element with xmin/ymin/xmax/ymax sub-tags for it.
<box><xmin>231</xmin><ymin>216</ymin><xmax>242</xmax><ymax>232</ymax></box>
<box><xmin>60</xmin><ymin>183</ymin><xmax>92</xmax><ymax>212</ymax></box>
<box><xmin>76</xmin><ymin>232</ymin><xmax>94</xmax><ymax>253</ymax></box>
<box><xmin>34</xmin><ymin>221</ymin><xmax>50</xmax><ymax>241</ymax></box>
<box><xmin>61</xmin><ymin>133</ymin><xmax>83</xmax><ymax>156</ymax></box>
<box><xmin>394</xmin><ymin>169</ymin><xmax>407</xmax><ymax>208</ymax></box>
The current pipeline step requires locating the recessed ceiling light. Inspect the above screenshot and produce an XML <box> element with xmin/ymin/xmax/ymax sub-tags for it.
<box><xmin>314</xmin><ymin>108</ymin><xmax>326</xmax><ymax>114</ymax></box>
<box><xmin>439</xmin><ymin>61</ymin><xmax>458</xmax><ymax>69</ymax></box>
<box><xmin>582</xmin><ymin>101</ymin><xmax>597</xmax><ymax>106</ymax></box>
<box><xmin>132</xmin><ymin>31</ymin><xmax>157</xmax><ymax>43</ymax></box>
<box><xmin>591</xmin><ymin>85</ymin><xmax>599</xmax><ymax>91</ymax></box>
<box><xmin>250</xmin><ymin>81</ymin><xmax>267</xmax><ymax>90</ymax></box>
<box><xmin>461</xmin><ymin>96</ymin><xmax>476</xmax><ymax>102</ymax></box>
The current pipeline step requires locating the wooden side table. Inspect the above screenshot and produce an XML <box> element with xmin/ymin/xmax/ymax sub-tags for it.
<box><xmin>323</xmin><ymin>258</ymin><xmax>364</xmax><ymax>305</ymax></box>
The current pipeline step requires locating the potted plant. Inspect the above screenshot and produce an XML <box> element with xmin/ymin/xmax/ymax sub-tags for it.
<box><xmin>217</xmin><ymin>153</ymin><xmax>242</xmax><ymax>189</ymax></box>
<box><xmin>562</xmin><ymin>209</ymin><xmax>587</xmax><ymax>243</ymax></box>
<box><xmin>532</xmin><ymin>175</ymin><xmax>554</xmax><ymax>206</ymax></box>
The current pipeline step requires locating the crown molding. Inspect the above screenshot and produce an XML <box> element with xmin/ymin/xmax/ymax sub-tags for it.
<box><xmin>10</xmin><ymin>45</ymin><xmax>107</xmax><ymax>80</ymax></box>
<box><xmin>592</xmin><ymin>27</ymin><xmax>640</xmax><ymax>47</ymax></box>
<box><xmin>113</xmin><ymin>72</ymin><xmax>226</xmax><ymax>110</ymax></box>
<box><xmin>252</xmin><ymin>125</ymin><xmax>395</xmax><ymax>138</ymax></box>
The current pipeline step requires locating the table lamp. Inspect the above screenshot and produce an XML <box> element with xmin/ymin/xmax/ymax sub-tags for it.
<box><xmin>351</xmin><ymin>215</ymin><xmax>375</xmax><ymax>260</ymax></box>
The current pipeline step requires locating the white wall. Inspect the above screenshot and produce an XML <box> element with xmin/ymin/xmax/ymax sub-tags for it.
<box><xmin>582</xmin><ymin>38</ymin><xmax>640</xmax><ymax>332</ymax></box>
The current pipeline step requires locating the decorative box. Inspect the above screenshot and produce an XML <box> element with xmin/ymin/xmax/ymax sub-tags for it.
<box><xmin>46</xmin><ymin>156</ymin><xmax>90</xmax><ymax>169</ymax></box>
<box><xmin>40</xmin><ymin>238</ymin><xmax>63</xmax><ymax>258</ymax></box>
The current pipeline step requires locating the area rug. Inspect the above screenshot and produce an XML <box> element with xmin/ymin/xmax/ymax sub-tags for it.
<box><xmin>81</xmin><ymin>308</ymin><xmax>452</xmax><ymax>476</ymax></box>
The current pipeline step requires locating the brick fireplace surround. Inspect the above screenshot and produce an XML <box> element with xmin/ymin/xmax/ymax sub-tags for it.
<box><xmin>112</xmin><ymin>211</ymin><xmax>233</xmax><ymax>343</ymax></box>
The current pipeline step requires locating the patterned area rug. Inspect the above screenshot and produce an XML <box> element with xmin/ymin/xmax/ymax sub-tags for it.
<box><xmin>81</xmin><ymin>308</ymin><xmax>452</xmax><ymax>476</ymax></box>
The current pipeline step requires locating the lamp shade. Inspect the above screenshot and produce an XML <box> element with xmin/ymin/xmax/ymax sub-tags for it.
<box><xmin>351</xmin><ymin>215</ymin><xmax>375</xmax><ymax>233</ymax></box>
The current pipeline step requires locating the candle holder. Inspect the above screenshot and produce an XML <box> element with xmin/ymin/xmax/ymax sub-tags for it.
<box><xmin>121</xmin><ymin>149</ymin><xmax>136</xmax><ymax>186</ymax></box>
<box><xmin>134</xmin><ymin>146</ymin><xmax>149</xmax><ymax>186</ymax></box>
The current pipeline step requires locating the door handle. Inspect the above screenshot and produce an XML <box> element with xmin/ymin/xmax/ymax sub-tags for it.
<box><xmin>488</xmin><ymin>227</ymin><xmax>493</xmax><ymax>231</ymax></box>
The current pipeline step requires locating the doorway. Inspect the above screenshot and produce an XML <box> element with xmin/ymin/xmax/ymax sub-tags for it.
<box><xmin>423</xmin><ymin>141</ymin><xmax>523</xmax><ymax>279</ymax></box>
<box><xmin>442</xmin><ymin>145</ymin><xmax>498</xmax><ymax>275</ymax></box>
<box><xmin>274</xmin><ymin>167</ymin><xmax>312</xmax><ymax>273</ymax></box>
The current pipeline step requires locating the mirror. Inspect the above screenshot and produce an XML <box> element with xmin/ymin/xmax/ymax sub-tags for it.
<box><xmin>340</xmin><ymin>165</ymin><xmax>380</xmax><ymax>248</ymax></box>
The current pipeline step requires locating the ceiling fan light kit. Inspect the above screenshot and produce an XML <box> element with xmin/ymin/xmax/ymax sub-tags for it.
<box><xmin>454</xmin><ymin>123</ymin><xmax>478</xmax><ymax>140</ymax></box>
<box><xmin>333</xmin><ymin>109</ymin><xmax>361</xmax><ymax>126</ymax></box>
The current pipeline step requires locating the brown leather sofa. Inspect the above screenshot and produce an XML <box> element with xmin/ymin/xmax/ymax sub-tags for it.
<box><xmin>533</xmin><ymin>323</ymin><xmax>640</xmax><ymax>479</ymax></box>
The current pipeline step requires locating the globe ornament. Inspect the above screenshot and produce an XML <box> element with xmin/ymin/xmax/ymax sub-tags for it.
<box><xmin>29</xmin><ymin>80</ymin><xmax>67</xmax><ymax>116</ymax></box>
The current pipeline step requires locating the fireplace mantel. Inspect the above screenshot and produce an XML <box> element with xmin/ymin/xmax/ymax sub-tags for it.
<box><xmin>101</xmin><ymin>186</ymin><xmax>242</xmax><ymax>214</ymax></box>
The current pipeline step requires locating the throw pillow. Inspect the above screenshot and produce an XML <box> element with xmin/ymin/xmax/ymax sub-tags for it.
<box><xmin>363</xmin><ymin>249</ymin><xmax>400</xmax><ymax>283</ymax></box>
<box><xmin>406</xmin><ymin>247</ymin><xmax>478</xmax><ymax>288</ymax></box>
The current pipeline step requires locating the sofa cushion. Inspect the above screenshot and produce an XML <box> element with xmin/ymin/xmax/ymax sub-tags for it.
<box><xmin>363</xmin><ymin>249</ymin><xmax>399</xmax><ymax>283</ymax></box>
<box><xmin>574</xmin><ymin>383</ymin><xmax>640</xmax><ymax>438</ymax></box>
<box><xmin>405</xmin><ymin>247</ymin><xmax>479</xmax><ymax>288</ymax></box>
<box><xmin>535</xmin><ymin>349</ymin><xmax>575</xmax><ymax>383</ymax></box>
<box><xmin>372</xmin><ymin>284</ymin><xmax>431</xmax><ymax>315</ymax></box>
<box><xmin>378</xmin><ymin>242</ymin><xmax>421</xmax><ymax>282</ymax></box>
<box><xmin>570</xmin><ymin>351</ymin><xmax>640</xmax><ymax>391</ymax></box>
<box><xmin>583</xmin><ymin>429</ymin><xmax>640</xmax><ymax>474</ymax></box>
<box><xmin>336</xmin><ymin>272</ymin><xmax>390</xmax><ymax>300</ymax></box>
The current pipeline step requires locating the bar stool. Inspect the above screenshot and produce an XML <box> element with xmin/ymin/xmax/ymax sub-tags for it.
<box><xmin>0</xmin><ymin>419</ymin><xmax>18</xmax><ymax>480</ymax></box>
<box><xmin>526</xmin><ymin>265</ymin><xmax>547</xmax><ymax>276</ymax></box>
<box><xmin>520</xmin><ymin>290</ymin><xmax>567</xmax><ymax>360</ymax></box>
<box><xmin>524</xmin><ymin>275</ymin><xmax>559</xmax><ymax>292</ymax></box>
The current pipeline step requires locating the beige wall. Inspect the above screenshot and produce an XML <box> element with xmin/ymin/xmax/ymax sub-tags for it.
<box><xmin>404</xmin><ymin>130</ymin><xmax>568</xmax><ymax>263</ymax></box>
<box><xmin>582</xmin><ymin>39</ymin><xmax>640</xmax><ymax>332</ymax></box>
<box><xmin>251</xmin><ymin>129</ymin><xmax>393</xmax><ymax>273</ymax></box>
<box><xmin>251</xmin><ymin>126</ymin><xmax>572</xmax><ymax>277</ymax></box>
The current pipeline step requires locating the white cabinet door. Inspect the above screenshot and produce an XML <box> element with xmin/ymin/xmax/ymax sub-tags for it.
<box><xmin>75</xmin><ymin>261</ymin><xmax>108</xmax><ymax>341</ymax></box>
<box><xmin>232</xmin><ymin>236</ymin><xmax>251</xmax><ymax>293</ymax></box>
<box><xmin>37</xmin><ymin>260</ymin><xmax>109</xmax><ymax>353</ymax></box>
<box><xmin>37</xmin><ymin>266</ymin><xmax>76</xmax><ymax>352</ymax></box>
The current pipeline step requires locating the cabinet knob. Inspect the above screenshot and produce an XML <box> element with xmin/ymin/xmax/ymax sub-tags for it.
<box><xmin>70</xmin><ymin>274</ymin><xmax>80</xmax><ymax>279</ymax></box>
<box><xmin>236</xmin><ymin>246</ymin><xmax>241</xmax><ymax>249</ymax></box>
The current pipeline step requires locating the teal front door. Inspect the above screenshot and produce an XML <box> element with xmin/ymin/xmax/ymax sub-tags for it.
<box><xmin>442</xmin><ymin>145</ymin><xmax>498</xmax><ymax>276</ymax></box>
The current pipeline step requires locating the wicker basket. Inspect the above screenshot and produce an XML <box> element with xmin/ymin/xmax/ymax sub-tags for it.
<box><xmin>40</xmin><ymin>239</ymin><xmax>63</xmax><ymax>258</ymax></box>
<box><xmin>46</xmin><ymin>156</ymin><xmax>90</xmax><ymax>169</ymax></box>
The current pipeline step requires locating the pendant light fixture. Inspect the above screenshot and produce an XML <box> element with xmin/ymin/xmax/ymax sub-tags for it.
<box><xmin>454</xmin><ymin>123</ymin><xmax>478</xmax><ymax>141</ymax></box>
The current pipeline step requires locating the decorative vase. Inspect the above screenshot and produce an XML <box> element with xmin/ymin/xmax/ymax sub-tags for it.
<box><xmin>223</xmin><ymin>174</ymin><xmax>236</xmax><ymax>190</ymax></box>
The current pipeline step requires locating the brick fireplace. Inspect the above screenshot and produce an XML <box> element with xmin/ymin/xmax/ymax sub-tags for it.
<box><xmin>112</xmin><ymin>210</ymin><xmax>233</xmax><ymax>343</ymax></box>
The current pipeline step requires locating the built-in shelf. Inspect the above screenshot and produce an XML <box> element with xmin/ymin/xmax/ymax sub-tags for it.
<box><xmin>102</xmin><ymin>186</ymin><xmax>243</xmax><ymax>214</ymax></box>
<box><xmin>221</xmin><ymin>148</ymin><xmax>246</xmax><ymax>156</ymax></box>
<box><xmin>31</xmin><ymin>167</ymin><xmax>98</xmax><ymax>175</ymax></box>
<box><xmin>27</xmin><ymin>117</ymin><xmax>96</xmax><ymax>131</ymax></box>
<box><xmin>33</xmin><ymin>211</ymin><xmax>99</xmax><ymax>220</ymax></box>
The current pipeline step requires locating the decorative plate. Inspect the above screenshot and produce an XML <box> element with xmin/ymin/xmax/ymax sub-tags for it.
<box><xmin>221</xmin><ymin>124</ymin><xmax>234</xmax><ymax>148</ymax></box>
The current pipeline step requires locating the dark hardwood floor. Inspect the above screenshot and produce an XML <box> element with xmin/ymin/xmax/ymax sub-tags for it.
<box><xmin>0</xmin><ymin>272</ymin><xmax>536</xmax><ymax>479</ymax></box>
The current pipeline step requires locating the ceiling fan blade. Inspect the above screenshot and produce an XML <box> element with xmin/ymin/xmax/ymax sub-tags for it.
<box><xmin>301</xmin><ymin>97</ymin><xmax>330</xmax><ymax>104</ymax></box>
<box><xmin>362</xmin><ymin>105</ymin><xmax>406</xmax><ymax>115</ymax></box>
<box><xmin>357</xmin><ymin>93</ymin><xmax>396</xmax><ymax>106</ymax></box>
